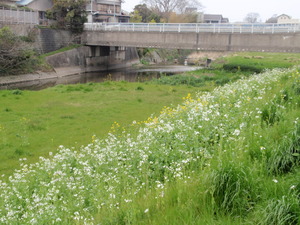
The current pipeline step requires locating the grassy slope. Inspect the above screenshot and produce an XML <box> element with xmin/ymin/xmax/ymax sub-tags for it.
<box><xmin>0</xmin><ymin>67</ymin><xmax>299</xmax><ymax>224</ymax></box>
<box><xmin>1</xmin><ymin>51</ymin><xmax>300</xmax><ymax>176</ymax></box>
<box><xmin>0</xmin><ymin>82</ymin><xmax>198</xmax><ymax>176</ymax></box>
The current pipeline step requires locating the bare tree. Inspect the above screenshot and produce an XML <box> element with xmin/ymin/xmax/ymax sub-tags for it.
<box><xmin>244</xmin><ymin>12</ymin><xmax>261</xmax><ymax>23</ymax></box>
<box><xmin>143</xmin><ymin>0</ymin><xmax>203</xmax><ymax>22</ymax></box>
<box><xmin>0</xmin><ymin>27</ymin><xmax>36</xmax><ymax>75</ymax></box>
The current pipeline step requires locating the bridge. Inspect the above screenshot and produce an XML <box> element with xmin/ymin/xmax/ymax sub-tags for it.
<box><xmin>83</xmin><ymin>23</ymin><xmax>300</xmax><ymax>52</ymax></box>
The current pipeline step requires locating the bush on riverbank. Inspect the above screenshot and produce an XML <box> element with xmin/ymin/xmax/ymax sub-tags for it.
<box><xmin>0</xmin><ymin>26</ymin><xmax>40</xmax><ymax>76</ymax></box>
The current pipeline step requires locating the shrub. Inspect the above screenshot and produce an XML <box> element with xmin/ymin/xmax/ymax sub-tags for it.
<box><xmin>215</xmin><ymin>77</ymin><xmax>230</xmax><ymax>86</ymax></box>
<box><xmin>223</xmin><ymin>63</ymin><xmax>263</xmax><ymax>73</ymax></box>
<box><xmin>153</xmin><ymin>74</ymin><xmax>205</xmax><ymax>87</ymax></box>
<box><xmin>11</xmin><ymin>90</ymin><xmax>23</xmax><ymax>95</ymax></box>
<box><xmin>0</xmin><ymin>27</ymin><xmax>38</xmax><ymax>75</ymax></box>
<box><xmin>135</xmin><ymin>86</ymin><xmax>144</xmax><ymax>91</ymax></box>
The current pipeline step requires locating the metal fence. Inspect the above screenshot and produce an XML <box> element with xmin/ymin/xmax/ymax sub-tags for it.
<box><xmin>0</xmin><ymin>7</ymin><xmax>39</xmax><ymax>25</ymax></box>
<box><xmin>84</xmin><ymin>22</ymin><xmax>300</xmax><ymax>34</ymax></box>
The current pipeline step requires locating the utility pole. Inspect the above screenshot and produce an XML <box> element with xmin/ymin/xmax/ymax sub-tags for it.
<box><xmin>91</xmin><ymin>0</ymin><xmax>93</xmax><ymax>23</ymax></box>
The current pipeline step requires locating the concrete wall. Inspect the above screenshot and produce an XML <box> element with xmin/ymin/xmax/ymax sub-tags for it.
<box><xmin>35</xmin><ymin>28</ymin><xmax>76</xmax><ymax>53</ymax></box>
<box><xmin>45</xmin><ymin>46</ymin><xmax>139</xmax><ymax>74</ymax></box>
<box><xmin>0</xmin><ymin>24</ymin><xmax>75</xmax><ymax>53</ymax></box>
<box><xmin>83</xmin><ymin>30</ymin><xmax>300</xmax><ymax>52</ymax></box>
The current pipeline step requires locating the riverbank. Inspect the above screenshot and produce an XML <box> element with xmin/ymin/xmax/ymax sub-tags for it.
<box><xmin>1</xmin><ymin>67</ymin><xmax>300</xmax><ymax>224</ymax></box>
<box><xmin>0</xmin><ymin>65</ymin><xmax>202</xmax><ymax>90</ymax></box>
<box><xmin>0</xmin><ymin>67</ymin><xmax>84</xmax><ymax>90</ymax></box>
<box><xmin>0</xmin><ymin>44</ymin><xmax>141</xmax><ymax>89</ymax></box>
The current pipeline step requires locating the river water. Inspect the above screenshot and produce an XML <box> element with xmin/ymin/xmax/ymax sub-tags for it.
<box><xmin>1</xmin><ymin>65</ymin><xmax>201</xmax><ymax>90</ymax></box>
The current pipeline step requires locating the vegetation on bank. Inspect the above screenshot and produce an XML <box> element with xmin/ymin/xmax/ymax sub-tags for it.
<box><xmin>151</xmin><ymin>51</ymin><xmax>300</xmax><ymax>88</ymax></box>
<box><xmin>0</xmin><ymin>27</ymin><xmax>40</xmax><ymax>76</ymax></box>
<box><xmin>0</xmin><ymin>82</ymin><xmax>198</xmax><ymax>175</ymax></box>
<box><xmin>1</xmin><ymin>51</ymin><xmax>300</xmax><ymax>224</ymax></box>
<box><xmin>0</xmin><ymin>67</ymin><xmax>299</xmax><ymax>224</ymax></box>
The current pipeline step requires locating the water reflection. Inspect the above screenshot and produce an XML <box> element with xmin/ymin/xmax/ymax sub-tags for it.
<box><xmin>2</xmin><ymin>66</ymin><xmax>201</xmax><ymax>90</ymax></box>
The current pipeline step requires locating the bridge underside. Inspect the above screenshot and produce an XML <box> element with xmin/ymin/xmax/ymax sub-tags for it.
<box><xmin>83</xmin><ymin>31</ymin><xmax>300</xmax><ymax>52</ymax></box>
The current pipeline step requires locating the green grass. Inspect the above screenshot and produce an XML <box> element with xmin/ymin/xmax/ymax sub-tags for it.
<box><xmin>0</xmin><ymin>67</ymin><xmax>299</xmax><ymax>224</ymax></box>
<box><xmin>151</xmin><ymin>52</ymin><xmax>300</xmax><ymax>88</ymax></box>
<box><xmin>0</xmin><ymin>81</ymin><xmax>197</xmax><ymax>176</ymax></box>
<box><xmin>0</xmin><ymin>52</ymin><xmax>300</xmax><ymax>224</ymax></box>
<box><xmin>217</xmin><ymin>52</ymin><xmax>300</xmax><ymax>71</ymax></box>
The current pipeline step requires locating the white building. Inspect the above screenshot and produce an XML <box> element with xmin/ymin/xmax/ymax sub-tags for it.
<box><xmin>87</xmin><ymin>0</ymin><xmax>129</xmax><ymax>23</ymax></box>
<box><xmin>277</xmin><ymin>14</ymin><xmax>300</xmax><ymax>24</ymax></box>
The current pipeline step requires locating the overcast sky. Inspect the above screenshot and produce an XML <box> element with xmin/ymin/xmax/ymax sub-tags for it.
<box><xmin>123</xmin><ymin>0</ymin><xmax>300</xmax><ymax>22</ymax></box>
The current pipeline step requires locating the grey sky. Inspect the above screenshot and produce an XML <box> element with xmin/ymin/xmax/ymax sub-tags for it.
<box><xmin>123</xmin><ymin>0</ymin><xmax>300</xmax><ymax>22</ymax></box>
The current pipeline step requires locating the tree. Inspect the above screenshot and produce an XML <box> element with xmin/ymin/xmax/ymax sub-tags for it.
<box><xmin>133</xmin><ymin>4</ymin><xmax>161</xmax><ymax>23</ymax></box>
<box><xmin>46</xmin><ymin>0</ymin><xmax>87</xmax><ymax>33</ymax></box>
<box><xmin>168</xmin><ymin>11</ymin><xmax>198</xmax><ymax>23</ymax></box>
<box><xmin>266</xmin><ymin>14</ymin><xmax>278</xmax><ymax>23</ymax></box>
<box><xmin>0</xmin><ymin>27</ymin><xmax>37</xmax><ymax>75</ymax></box>
<box><xmin>143</xmin><ymin>0</ymin><xmax>202</xmax><ymax>22</ymax></box>
<box><xmin>130</xmin><ymin>10</ymin><xmax>143</xmax><ymax>23</ymax></box>
<box><xmin>244</xmin><ymin>12</ymin><xmax>261</xmax><ymax>23</ymax></box>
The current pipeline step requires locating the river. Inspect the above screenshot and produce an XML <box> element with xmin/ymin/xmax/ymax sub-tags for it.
<box><xmin>0</xmin><ymin>65</ymin><xmax>201</xmax><ymax>90</ymax></box>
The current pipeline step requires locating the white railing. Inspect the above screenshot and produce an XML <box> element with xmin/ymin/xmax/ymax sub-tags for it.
<box><xmin>0</xmin><ymin>7</ymin><xmax>39</xmax><ymax>25</ymax></box>
<box><xmin>84</xmin><ymin>22</ymin><xmax>300</xmax><ymax>34</ymax></box>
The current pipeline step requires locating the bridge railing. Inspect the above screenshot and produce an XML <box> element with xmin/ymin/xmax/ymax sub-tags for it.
<box><xmin>84</xmin><ymin>22</ymin><xmax>300</xmax><ymax>34</ymax></box>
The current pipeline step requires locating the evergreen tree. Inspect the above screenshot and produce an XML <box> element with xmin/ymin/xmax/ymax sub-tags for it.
<box><xmin>47</xmin><ymin>0</ymin><xmax>87</xmax><ymax>33</ymax></box>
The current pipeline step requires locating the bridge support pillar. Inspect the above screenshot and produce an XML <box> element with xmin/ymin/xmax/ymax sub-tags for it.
<box><xmin>86</xmin><ymin>46</ymin><xmax>139</xmax><ymax>72</ymax></box>
<box><xmin>89</xmin><ymin>46</ymin><xmax>110</xmax><ymax>57</ymax></box>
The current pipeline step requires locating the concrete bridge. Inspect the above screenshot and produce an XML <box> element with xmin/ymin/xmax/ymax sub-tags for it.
<box><xmin>83</xmin><ymin>23</ymin><xmax>300</xmax><ymax>52</ymax></box>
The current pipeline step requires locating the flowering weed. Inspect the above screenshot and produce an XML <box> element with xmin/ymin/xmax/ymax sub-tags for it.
<box><xmin>0</xmin><ymin>67</ymin><xmax>300</xmax><ymax>224</ymax></box>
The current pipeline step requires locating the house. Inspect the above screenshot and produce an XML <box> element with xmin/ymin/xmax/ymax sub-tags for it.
<box><xmin>185</xmin><ymin>7</ymin><xmax>197</xmax><ymax>14</ymax></box>
<box><xmin>203</xmin><ymin>14</ymin><xmax>229</xmax><ymax>23</ymax></box>
<box><xmin>15</xmin><ymin>0</ymin><xmax>53</xmax><ymax>24</ymax></box>
<box><xmin>277</xmin><ymin>14</ymin><xmax>300</xmax><ymax>24</ymax></box>
<box><xmin>1</xmin><ymin>0</ymin><xmax>19</xmax><ymax>7</ymax></box>
<box><xmin>87</xmin><ymin>0</ymin><xmax>130</xmax><ymax>23</ymax></box>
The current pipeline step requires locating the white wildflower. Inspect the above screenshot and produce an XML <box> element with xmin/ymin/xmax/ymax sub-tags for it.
<box><xmin>232</xmin><ymin>129</ymin><xmax>240</xmax><ymax>136</ymax></box>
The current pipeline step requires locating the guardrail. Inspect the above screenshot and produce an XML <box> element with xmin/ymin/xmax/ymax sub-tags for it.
<box><xmin>0</xmin><ymin>7</ymin><xmax>38</xmax><ymax>25</ymax></box>
<box><xmin>84</xmin><ymin>22</ymin><xmax>300</xmax><ymax>34</ymax></box>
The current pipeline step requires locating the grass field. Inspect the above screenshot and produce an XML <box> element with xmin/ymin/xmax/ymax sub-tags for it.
<box><xmin>0</xmin><ymin>51</ymin><xmax>300</xmax><ymax>224</ymax></box>
<box><xmin>0</xmin><ymin>82</ymin><xmax>199</xmax><ymax>176</ymax></box>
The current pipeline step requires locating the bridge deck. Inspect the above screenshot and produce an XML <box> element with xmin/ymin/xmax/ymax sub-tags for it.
<box><xmin>83</xmin><ymin>23</ymin><xmax>300</xmax><ymax>52</ymax></box>
<box><xmin>84</xmin><ymin>23</ymin><xmax>300</xmax><ymax>34</ymax></box>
